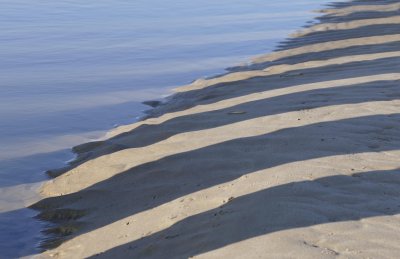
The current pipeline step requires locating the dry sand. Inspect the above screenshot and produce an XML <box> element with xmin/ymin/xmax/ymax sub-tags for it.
<box><xmin>32</xmin><ymin>1</ymin><xmax>400</xmax><ymax>258</ymax></box>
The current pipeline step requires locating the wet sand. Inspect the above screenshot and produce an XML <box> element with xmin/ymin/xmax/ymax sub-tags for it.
<box><xmin>33</xmin><ymin>1</ymin><xmax>400</xmax><ymax>258</ymax></box>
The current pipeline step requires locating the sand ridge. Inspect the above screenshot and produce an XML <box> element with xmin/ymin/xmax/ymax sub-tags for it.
<box><xmin>175</xmin><ymin>50</ymin><xmax>400</xmax><ymax>92</ymax></box>
<box><xmin>318</xmin><ymin>2</ymin><xmax>400</xmax><ymax>16</ymax></box>
<box><xmin>40</xmin><ymin>100</ymin><xmax>400</xmax><ymax>196</ymax></box>
<box><xmin>291</xmin><ymin>15</ymin><xmax>400</xmax><ymax>37</ymax></box>
<box><xmin>106</xmin><ymin>73</ymin><xmax>400</xmax><ymax>139</ymax></box>
<box><xmin>251</xmin><ymin>34</ymin><xmax>400</xmax><ymax>64</ymax></box>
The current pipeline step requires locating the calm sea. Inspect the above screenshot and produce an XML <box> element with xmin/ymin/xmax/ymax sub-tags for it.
<box><xmin>0</xmin><ymin>0</ymin><xmax>342</xmax><ymax>257</ymax></box>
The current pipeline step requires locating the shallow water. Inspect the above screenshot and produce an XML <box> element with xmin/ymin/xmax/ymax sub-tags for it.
<box><xmin>0</xmin><ymin>0</ymin><xmax>342</xmax><ymax>257</ymax></box>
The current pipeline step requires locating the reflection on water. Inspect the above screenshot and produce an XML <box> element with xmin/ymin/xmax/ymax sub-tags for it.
<box><xmin>0</xmin><ymin>0</ymin><xmax>338</xmax><ymax>257</ymax></box>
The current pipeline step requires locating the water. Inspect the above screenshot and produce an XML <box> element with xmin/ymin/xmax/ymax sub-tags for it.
<box><xmin>0</xmin><ymin>0</ymin><xmax>343</xmax><ymax>257</ymax></box>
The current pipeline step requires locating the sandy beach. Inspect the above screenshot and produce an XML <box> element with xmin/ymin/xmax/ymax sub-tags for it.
<box><xmin>32</xmin><ymin>0</ymin><xmax>400</xmax><ymax>258</ymax></box>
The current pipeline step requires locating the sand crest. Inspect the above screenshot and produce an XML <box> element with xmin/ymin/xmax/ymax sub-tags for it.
<box><xmin>319</xmin><ymin>2</ymin><xmax>400</xmax><ymax>16</ymax></box>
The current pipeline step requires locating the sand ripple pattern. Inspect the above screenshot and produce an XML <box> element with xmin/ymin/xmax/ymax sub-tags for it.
<box><xmin>32</xmin><ymin>1</ymin><xmax>400</xmax><ymax>258</ymax></box>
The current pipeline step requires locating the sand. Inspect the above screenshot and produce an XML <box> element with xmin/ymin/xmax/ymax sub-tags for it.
<box><xmin>32</xmin><ymin>1</ymin><xmax>400</xmax><ymax>258</ymax></box>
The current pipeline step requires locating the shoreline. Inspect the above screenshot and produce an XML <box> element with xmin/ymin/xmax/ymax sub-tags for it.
<box><xmin>32</xmin><ymin>0</ymin><xmax>400</xmax><ymax>258</ymax></box>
